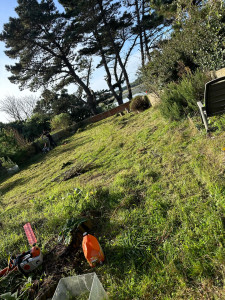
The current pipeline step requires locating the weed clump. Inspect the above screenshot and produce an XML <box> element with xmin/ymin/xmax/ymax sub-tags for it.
<box><xmin>130</xmin><ymin>95</ymin><xmax>151</xmax><ymax>112</ymax></box>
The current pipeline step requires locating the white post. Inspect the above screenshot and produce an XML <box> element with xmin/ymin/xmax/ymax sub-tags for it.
<box><xmin>197</xmin><ymin>101</ymin><xmax>209</xmax><ymax>132</ymax></box>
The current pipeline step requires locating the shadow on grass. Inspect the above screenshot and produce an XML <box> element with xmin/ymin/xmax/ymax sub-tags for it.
<box><xmin>4</xmin><ymin>136</ymin><xmax>96</xmax><ymax>181</ymax></box>
<box><xmin>104</xmin><ymin>244</ymin><xmax>152</xmax><ymax>277</ymax></box>
<box><xmin>0</xmin><ymin>177</ymin><xmax>36</xmax><ymax>196</ymax></box>
<box><xmin>43</xmin><ymin>137</ymin><xmax>95</xmax><ymax>159</ymax></box>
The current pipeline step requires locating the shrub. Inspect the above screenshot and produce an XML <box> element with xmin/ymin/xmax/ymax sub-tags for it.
<box><xmin>23</xmin><ymin>113</ymin><xmax>50</xmax><ymax>141</ymax></box>
<box><xmin>130</xmin><ymin>95</ymin><xmax>151</xmax><ymax>112</ymax></box>
<box><xmin>0</xmin><ymin>128</ymin><xmax>21</xmax><ymax>159</ymax></box>
<box><xmin>51</xmin><ymin>113</ymin><xmax>71</xmax><ymax>130</ymax></box>
<box><xmin>160</xmin><ymin>70</ymin><xmax>211</xmax><ymax>120</ymax></box>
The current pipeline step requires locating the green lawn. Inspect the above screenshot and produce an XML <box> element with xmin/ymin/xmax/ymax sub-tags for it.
<box><xmin>0</xmin><ymin>107</ymin><xmax>225</xmax><ymax>299</ymax></box>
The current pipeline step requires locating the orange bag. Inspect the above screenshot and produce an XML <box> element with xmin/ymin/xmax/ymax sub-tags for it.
<box><xmin>82</xmin><ymin>233</ymin><xmax>105</xmax><ymax>267</ymax></box>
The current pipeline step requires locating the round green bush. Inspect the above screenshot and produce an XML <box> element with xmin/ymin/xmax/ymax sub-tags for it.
<box><xmin>51</xmin><ymin>113</ymin><xmax>71</xmax><ymax>130</ymax></box>
<box><xmin>130</xmin><ymin>95</ymin><xmax>151</xmax><ymax>112</ymax></box>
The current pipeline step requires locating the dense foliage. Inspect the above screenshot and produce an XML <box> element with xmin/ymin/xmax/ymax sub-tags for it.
<box><xmin>141</xmin><ymin>0</ymin><xmax>225</xmax><ymax>119</ymax></box>
<box><xmin>0</xmin><ymin>114</ymin><xmax>51</xmax><ymax>167</ymax></box>
<box><xmin>130</xmin><ymin>95</ymin><xmax>151</xmax><ymax>112</ymax></box>
<box><xmin>33</xmin><ymin>88</ymin><xmax>115</xmax><ymax>122</ymax></box>
<box><xmin>150</xmin><ymin>1</ymin><xmax>225</xmax><ymax>83</ymax></box>
<box><xmin>160</xmin><ymin>70</ymin><xmax>212</xmax><ymax>120</ymax></box>
<box><xmin>8</xmin><ymin>114</ymin><xmax>50</xmax><ymax>142</ymax></box>
<box><xmin>50</xmin><ymin>113</ymin><xmax>71</xmax><ymax>130</ymax></box>
<box><xmin>0</xmin><ymin>128</ymin><xmax>20</xmax><ymax>159</ymax></box>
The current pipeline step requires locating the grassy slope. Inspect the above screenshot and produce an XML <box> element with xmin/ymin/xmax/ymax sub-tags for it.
<box><xmin>0</xmin><ymin>107</ymin><xmax>225</xmax><ymax>299</ymax></box>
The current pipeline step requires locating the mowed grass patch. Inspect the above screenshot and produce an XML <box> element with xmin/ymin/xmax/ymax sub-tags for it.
<box><xmin>0</xmin><ymin>107</ymin><xmax>225</xmax><ymax>299</ymax></box>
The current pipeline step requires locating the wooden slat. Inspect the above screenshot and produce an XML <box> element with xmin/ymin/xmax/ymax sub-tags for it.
<box><xmin>208</xmin><ymin>109</ymin><xmax>225</xmax><ymax>117</ymax></box>
<box><xmin>208</xmin><ymin>90</ymin><xmax>225</xmax><ymax>98</ymax></box>
<box><xmin>207</xmin><ymin>105</ymin><xmax>225</xmax><ymax>116</ymax></box>
<box><xmin>206</xmin><ymin>78</ymin><xmax>225</xmax><ymax>116</ymax></box>
<box><xmin>210</xmin><ymin>81</ymin><xmax>225</xmax><ymax>88</ymax></box>
<box><xmin>207</xmin><ymin>98</ymin><xmax>225</xmax><ymax>106</ymax></box>
<box><xmin>207</xmin><ymin>97</ymin><xmax>225</xmax><ymax>105</ymax></box>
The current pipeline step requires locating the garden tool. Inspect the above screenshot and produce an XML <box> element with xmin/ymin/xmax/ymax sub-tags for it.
<box><xmin>0</xmin><ymin>223</ymin><xmax>43</xmax><ymax>278</ymax></box>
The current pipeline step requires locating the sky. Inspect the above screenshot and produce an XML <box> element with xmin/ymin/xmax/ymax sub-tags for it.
<box><xmin>0</xmin><ymin>0</ymin><xmax>141</xmax><ymax>123</ymax></box>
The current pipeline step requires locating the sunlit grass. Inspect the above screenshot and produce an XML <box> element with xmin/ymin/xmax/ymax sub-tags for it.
<box><xmin>0</xmin><ymin>107</ymin><xmax>225</xmax><ymax>299</ymax></box>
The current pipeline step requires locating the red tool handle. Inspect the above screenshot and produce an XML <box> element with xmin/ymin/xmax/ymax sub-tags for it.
<box><xmin>23</xmin><ymin>223</ymin><xmax>37</xmax><ymax>246</ymax></box>
<box><xmin>0</xmin><ymin>265</ymin><xmax>17</xmax><ymax>278</ymax></box>
<box><xmin>0</xmin><ymin>267</ymin><xmax>9</xmax><ymax>277</ymax></box>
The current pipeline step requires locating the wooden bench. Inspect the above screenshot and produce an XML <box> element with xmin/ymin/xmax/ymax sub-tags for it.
<box><xmin>197</xmin><ymin>76</ymin><xmax>225</xmax><ymax>131</ymax></box>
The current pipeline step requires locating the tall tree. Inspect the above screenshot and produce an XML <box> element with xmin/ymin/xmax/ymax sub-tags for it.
<box><xmin>0</xmin><ymin>0</ymin><xmax>98</xmax><ymax>114</ymax></box>
<box><xmin>141</xmin><ymin>0</ymin><xmax>225</xmax><ymax>90</ymax></box>
<box><xmin>96</xmin><ymin>0</ymin><xmax>133</xmax><ymax>100</ymax></box>
<box><xmin>149</xmin><ymin>0</ymin><xmax>206</xmax><ymax>27</ymax></box>
<box><xmin>60</xmin><ymin>0</ymin><xmax>135</xmax><ymax>104</ymax></box>
<box><xmin>88</xmin><ymin>4</ymin><xmax>135</xmax><ymax>104</ymax></box>
<box><xmin>123</xmin><ymin>0</ymin><xmax>167</xmax><ymax>67</ymax></box>
<box><xmin>149</xmin><ymin>0</ymin><xmax>177</xmax><ymax>20</ymax></box>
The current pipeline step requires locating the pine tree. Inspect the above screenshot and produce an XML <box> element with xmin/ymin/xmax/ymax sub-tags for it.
<box><xmin>0</xmin><ymin>0</ymin><xmax>98</xmax><ymax>114</ymax></box>
<box><xmin>123</xmin><ymin>0</ymin><xmax>167</xmax><ymax>67</ymax></box>
<box><xmin>60</xmin><ymin>0</ymin><xmax>135</xmax><ymax>104</ymax></box>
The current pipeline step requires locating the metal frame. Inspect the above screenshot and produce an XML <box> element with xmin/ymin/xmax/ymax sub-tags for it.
<box><xmin>197</xmin><ymin>101</ymin><xmax>209</xmax><ymax>132</ymax></box>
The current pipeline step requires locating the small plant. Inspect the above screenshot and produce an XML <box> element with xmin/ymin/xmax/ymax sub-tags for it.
<box><xmin>209</xmin><ymin>115</ymin><xmax>225</xmax><ymax>132</ymax></box>
<box><xmin>58</xmin><ymin>216</ymin><xmax>88</xmax><ymax>246</ymax></box>
<box><xmin>50</xmin><ymin>113</ymin><xmax>71</xmax><ymax>130</ymax></box>
<box><xmin>130</xmin><ymin>95</ymin><xmax>151</xmax><ymax>112</ymax></box>
<box><xmin>0</xmin><ymin>291</ymin><xmax>19</xmax><ymax>299</ymax></box>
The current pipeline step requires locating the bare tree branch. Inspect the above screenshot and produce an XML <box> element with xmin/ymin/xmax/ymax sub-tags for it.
<box><xmin>0</xmin><ymin>95</ymin><xmax>38</xmax><ymax>121</ymax></box>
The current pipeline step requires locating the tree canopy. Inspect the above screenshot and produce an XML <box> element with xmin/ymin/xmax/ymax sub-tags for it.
<box><xmin>0</xmin><ymin>0</ymin><xmax>164</xmax><ymax>113</ymax></box>
<box><xmin>0</xmin><ymin>0</ymin><xmax>98</xmax><ymax>114</ymax></box>
<box><xmin>141</xmin><ymin>0</ymin><xmax>225</xmax><ymax>91</ymax></box>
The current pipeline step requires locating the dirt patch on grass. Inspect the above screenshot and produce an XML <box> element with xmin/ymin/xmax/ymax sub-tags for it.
<box><xmin>31</xmin><ymin>219</ymin><xmax>93</xmax><ymax>299</ymax></box>
<box><xmin>33</xmin><ymin>244</ymin><xmax>85</xmax><ymax>300</ymax></box>
<box><xmin>52</xmin><ymin>161</ymin><xmax>96</xmax><ymax>182</ymax></box>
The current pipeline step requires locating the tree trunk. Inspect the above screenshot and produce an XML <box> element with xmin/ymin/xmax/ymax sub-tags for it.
<box><xmin>62</xmin><ymin>54</ymin><xmax>98</xmax><ymax>114</ymax></box>
<box><xmin>143</xmin><ymin>29</ymin><xmax>151</xmax><ymax>62</ymax></box>
<box><xmin>97</xmin><ymin>0</ymin><xmax>133</xmax><ymax>100</ymax></box>
<box><xmin>114</xmin><ymin>58</ymin><xmax>123</xmax><ymax>105</ymax></box>
<box><xmin>87</xmin><ymin>94</ymin><xmax>98</xmax><ymax>115</ymax></box>
<box><xmin>135</xmin><ymin>0</ymin><xmax>145</xmax><ymax>67</ymax></box>
<box><xmin>94</xmin><ymin>29</ymin><xmax>123</xmax><ymax>105</ymax></box>
<box><xmin>142</xmin><ymin>0</ymin><xmax>151</xmax><ymax>62</ymax></box>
